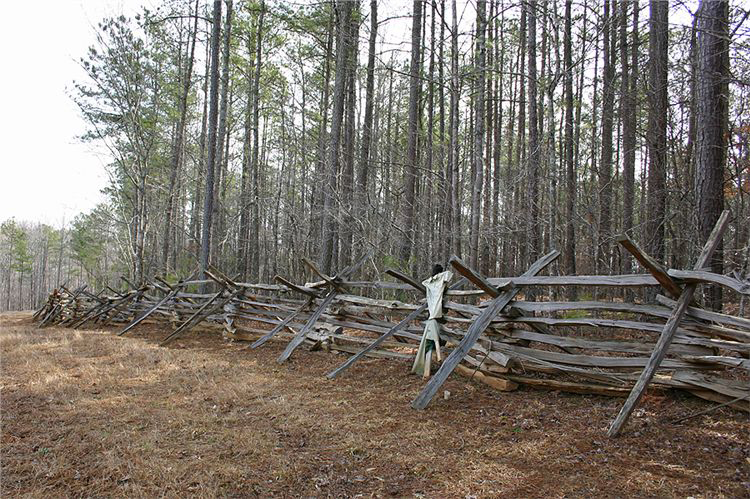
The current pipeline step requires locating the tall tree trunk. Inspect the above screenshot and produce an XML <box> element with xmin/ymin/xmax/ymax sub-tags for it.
<box><xmin>311</xmin><ymin>8</ymin><xmax>334</xmax><ymax>257</ymax></box>
<box><xmin>249</xmin><ymin>1</ymin><xmax>265</xmax><ymax>280</ymax></box>
<box><xmin>212</xmin><ymin>0</ymin><xmax>233</xmax><ymax>270</ymax></box>
<box><xmin>515</xmin><ymin>7</ymin><xmax>527</xmax><ymax>271</ymax></box>
<box><xmin>480</xmin><ymin>0</ymin><xmax>493</xmax><ymax>275</ymax></box>
<box><xmin>339</xmin><ymin>2</ymin><xmax>359</xmax><ymax>268</ymax></box>
<box><xmin>645</xmin><ymin>0</ymin><xmax>668</xmax><ymax>270</ymax></box>
<box><xmin>449</xmin><ymin>0</ymin><xmax>460</xmax><ymax>257</ymax></box>
<box><xmin>563</xmin><ymin>0</ymin><xmax>576</xmax><ymax>298</ymax></box>
<box><xmin>356</xmin><ymin>0</ymin><xmax>378</xmax><ymax>256</ymax></box>
<box><xmin>621</xmin><ymin>0</ymin><xmax>638</xmax><ymax>246</ymax></box>
<box><xmin>695</xmin><ymin>0</ymin><xmax>729</xmax><ymax>310</ymax></box>
<box><xmin>491</xmin><ymin>0</ymin><xmax>503</xmax><ymax>276</ymax></box>
<box><xmin>599</xmin><ymin>0</ymin><xmax>616</xmax><ymax>274</ymax></box>
<box><xmin>427</xmin><ymin>0</ymin><xmax>437</xmax><ymax>266</ymax></box>
<box><xmin>191</xmin><ymin>38</ymin><xmax>210</xmax><ymax>248</ymax></box>
<box><xmin>320</xmin><ymin>0</ymin><xmax>353</xmax><ymax>273</ymax></box>
<box><xmin>469</xmin><ymin>0</ymin><xmax>486</xmax><ymax>270</ymax></box>
<box><xmin>398</xmin><ymin>0</ymin><xmax>424</xmax><ymax>268</ymax></box>
<box><xmin>199</xmin><ymin>0</ymin><xmax>223</xmax><ymax>285</ymax></box>
<box><xmin>239</xmin><ymin>17</ymin><xmax>257</xmax><ymax>280</ymax></box>
<box><xmin>526</xmin><ymin>0</ymin><xmax>540</xmax><ymax>271</ymax></box>
<box><xmin>438</xmin><ymin>0</ymin><xmax>448</xmax><ymax>262</ymax></box>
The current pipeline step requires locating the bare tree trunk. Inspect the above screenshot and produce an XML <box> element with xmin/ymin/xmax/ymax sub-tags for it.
<box><xmin>480</xmin><ymin>0</ymin><xmax>493</xmax><ymax>275</ymax></box>
<box><xmin>398</xmin><ymin>0</ymin><xmax>424</xmax><ymax>268</ymax></box>
<box><xmin>320</xmin><ymin>0</ymin><xmax>353</xmax><ymax>273</ymax></box>
<box><xmin>526</xmin><ymin>0</ymin><xmax>540</xmax><ymax>272</ymax></box>
<box><xmin>469</xmin><ymin>0</ymin><xmax>486</xmax><ymax>270</ymax></box>
<box><xmin>249</xmin><ymin>1</ymin><xmax>265</xmax><ymax>280</ymax></box>
<box><xmin>311</xmin><ymin>9</ymin><xmax>334</xmax><ymax>258</ymax></box>
<box><xmin>212</xmin><ymin>0</ymin><xmax>233</xmax><ymax>270</ymax></box>
<box><xmin>695</xmin><ymin>0</ymin><xmax>729</xmax><ymax>310</ymax></box>
<box><xmin>621</xmin><ymin>0</ymin><xmax>638</xmax><ymax>253</ymax></box>
<box><xmin>339</xmin><ymin>1</ymin><xmax>359</xmax><ymax>268</ymax></box>
<box><xmin>645</xmin><ymin>0</ymin><xmax>668</xmax><ymax>270</ymax></box>
<box><xmin>598</xmin><ymin>0</ymin><xmax>616</xmax><ymax>276</ymax></box>
<box><xmin>355</xmin><ymin>0</ymin><xmax>378</xmax><ymax>257</ymax></box>
<box><xmin>515</xmin><ymin>7</ymin><xmax>527</xmax><ymax>271</ymax></box>
<box><xmin>438</xmin><ymin>0</ymin><xmax>448</xmax><ymax>262</ymax></box>
<box><xmin>449</xmin><ymin>0</ymin><xmax>460</xmax><ymax>257</ymax></box>
<box><xmin>163</xmin><ymin>0</ymin><xmax>199</xmax><ymax>274</ymax></box>
<box><xmin>190</xmin><ymin>39</ymin><xmax>210</xmax><ymax>248</ymax></box>
<box><xmin>490</xmin><ymin>1</ymin><xmax>504</xmax><ymax>275</ymax></box>
<box><xmin>199</xmin><ymin>0</ymin><xmax>223</xmax><ymax>285</ymax></box>
<box><xmin>239</xmin><ymin>18</ymin><xmax>257</xmax><ymax>280</ymax></box>
<box><xmin>563</xmin><ymin>0</ymin><xmax>576</xmax><ymax>299</ymax></box>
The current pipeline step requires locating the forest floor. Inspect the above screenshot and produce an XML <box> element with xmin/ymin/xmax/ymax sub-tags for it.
<box><xmin>1</xmin><ymin>311</ymin><xmax>748</xmax><ymax>498</ymax></box>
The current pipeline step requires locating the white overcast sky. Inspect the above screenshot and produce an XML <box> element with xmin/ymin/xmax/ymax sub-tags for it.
<box><xmin>0</xmin><ymin>0</ymin><xmax>149</xmax><ymax>227</ymax></box>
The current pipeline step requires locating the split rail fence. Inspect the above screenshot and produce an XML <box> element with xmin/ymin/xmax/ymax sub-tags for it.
<box><xmin>34</xmin><ymin>212</ymin><xmax>749</xmax><ymax>435</ymax></box>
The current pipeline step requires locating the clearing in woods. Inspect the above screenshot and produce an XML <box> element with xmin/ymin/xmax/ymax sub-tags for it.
<box><xmin>1</xmin><ymin>311</ymin><xmax>748</xmax><ymax>497</ymax></box>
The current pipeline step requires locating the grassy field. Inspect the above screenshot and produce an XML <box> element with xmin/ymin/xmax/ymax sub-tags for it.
<box><xmin>1</xmin><ymin>311</ymin><xmax>748</xmax><ymax>497</ymax></box>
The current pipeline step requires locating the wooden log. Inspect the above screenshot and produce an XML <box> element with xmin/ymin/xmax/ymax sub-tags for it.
<box><xmin>449</xmin><ymin>256</ymin><xmax>512</xmax><ymax>296</ymax></box>
<box><xmin>72</xmin><ymin>290</ymin><xmax>137</xmax><ymax>329</ymax></box>
<box><xmin>275</xmin><ymin>251</ymin><xmax>372</xmax><ymax>362</ymax></box>
<box><xmin>385</xmin><ymin>268</ymin><xmax>426</xmax><ymax>294</ymax></box>
<box><xmin>159</xmin><ymin>290</ymin><xmax>224</xmax><ymax>345</ymax></box>
<box><xmin>250</xmin><ymin>296</ymin><xmax>314</xmax><ymax>348</ymax></box>
<box><xmin>303</xmin><ymin>257</ymin><xmax>347</xmax><ymax>291</ymax></box>
<box><xmin>672</xmin><ymin>370</ymin><xmax>750</xmax><ymax>407</ymax></box>
<box><xmin>274</xmin><ymin>275</ymin><xmax>322</xmax><ymax>297</ymax></box>
<box><xmin>326</xmin><ymin>305</ymin><xmax>427</xmax><ymax>379</ymax></box>
<box><xmin>682</xmin><ymin>355</ymin><xmax>750</xmax><ymax>370</ymax></box>
<box><xmin>607</xmin><ymin>210</ymin><xmax>730</xmax><ymax>437</ymax></box>
<box><xmin>617</xmin><ymin>235</ymin><xmax>683</xmax><ymax>299</ymax></box>
<box><xmin>656</xmin><ymin>294</ymin><xmax>750</xmax><ymax>333</ymax></box>
<box><xmin>327</xmin><ymin>343</ymin><xmax>412</xmax><ymax>360</ymax></box>
<box><xmin>411</xmin><ymin>250</ymin><xmax>559</xmax><ymax>410</ymax></box>
<box><xmin>454</xmin><ymin>364</ymin><xmax>518</xmax><ymax>391</ymax></box>
<box><xmin>667</xmin><ymin>269</ymin><xmax>750</xmax><ymax>295</ymax></box>
<box><xmin>118</xmin><ymin>287</ymin><xmax>180</xmax><ymax>336</ymax></box>
<box><xmin>685</xmin><ymin>389</ymin><xmax>750</xmax><ymax>412</ymax></box>
<box><xmin>486</xmin><ymin>274</ymin><xmax>660</xmax><ymax>288</ymax></box>
<box><xmin>277</xmin><ymin>290</ymin><xmax>338</xmax><ymax>363</ymax></box>
<box><xmin>503</xmin><ymin>374</ymin><xmax>632</xmax><ymax>397</ymax></box>
<box><xmin>491</xmin><ymin>342</ymin><xmax>707</xmax><ymax>369</ymax></box>
<box><xmin>98</xmin><ymin>290</ymin><xmax>146</xmax><ymax>326</ymax></box>
<box><xmin>503</xmin><ymin>329</ymin><xmax>711</xmax><ymax>356</ymax></box>
<box><xmin>450</xmin><ymin>258</ymin><xmax>569</xmax><ymax>353</ymax></box>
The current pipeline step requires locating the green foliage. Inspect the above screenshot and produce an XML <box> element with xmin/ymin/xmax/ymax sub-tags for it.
<box><xmin>70</xmin><ymin>205</ymin><xmax>111</xmax><ymax>282</ymax></box>
<box><xmin>1</xmin><ymin>219</ymin><xmax>32</xmax><ymax>275</ymax></box>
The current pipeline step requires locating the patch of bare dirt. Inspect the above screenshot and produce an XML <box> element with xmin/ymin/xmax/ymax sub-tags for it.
<box><xmin>1</xmin><ymin>312</ymin><xmax>748</xmax><ymax>497</ymax></box>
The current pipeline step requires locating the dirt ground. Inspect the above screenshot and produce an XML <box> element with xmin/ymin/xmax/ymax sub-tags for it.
<box><xmin>1</xmin><ymin>312</ymin><xmax>748</xmax><ymax>498</ymax></box>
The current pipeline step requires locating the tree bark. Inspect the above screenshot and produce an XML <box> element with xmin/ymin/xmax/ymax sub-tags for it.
<box><xmin>339</xmin><ymin>2</ymin><xmax>359</xmax><ymax>268</ymax></box>
<box><xmin>470</xmin><ymin>0</ymin><xmax>486</xmax><ymax>270</ymax></box>
<box><xmin>356</xmin><ymin>0</ymin><xmax>378</xmax><ymax>257</ymax></box>
<box><xmin>695</xmin><ymin>0</ymin><xmax>729</xmax><ymax>310</ymax></box>
<box><xmin>320</xmin><ymin>0</ymin><xmax>353</xmax><ymax>273</ymax></box>
<box><xmin>563</xmin><ymin>0</ymin><xmax>576</xmax><ymax>298</ymax></box>
<box><xmin>526</xmin><ymin>0</ymin><xmax>540</xmax><ymax>271</ymax></box>
<box><xmin>249</xmin><ymin>1</ymin><xmax>265</xmax><ymax>280</ymax></box>
<box><xmin>645</xmin><ymin>0</ymin><xmax>668</xmax><ymax>269</ymax></box>
<box><xmin>398</xmin><ymin>0</ymin><xmax>424</xmax><ymax>268</ymax></box>
<box><xmin>199</xmin><ymin>0</ymin><xmax>223</xmax><ymax>286</ymax></box>
<box><xmin>598</xmin><ymin>0</ymin><xmax>615</xmax><ymax>275</ymax></box>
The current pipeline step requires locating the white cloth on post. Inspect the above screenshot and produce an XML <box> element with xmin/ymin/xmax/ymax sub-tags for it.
<box><xmin>412</xmin><ymin>270</ymin><xmax>453</xmax><ymax>376</ymax></box>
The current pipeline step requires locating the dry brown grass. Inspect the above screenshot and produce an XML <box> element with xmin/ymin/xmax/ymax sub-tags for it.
<box><xmin>1</xmin><ymin>311</ymin><xmax>748</xmax><ymax>498</ymax></box>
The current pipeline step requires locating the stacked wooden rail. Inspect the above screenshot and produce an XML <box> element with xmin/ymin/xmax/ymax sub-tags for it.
<box><xmin>34</xmin><ymin>218</ymin><xmax>750</xmax><ymax>435</ymax></box>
